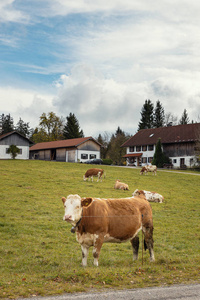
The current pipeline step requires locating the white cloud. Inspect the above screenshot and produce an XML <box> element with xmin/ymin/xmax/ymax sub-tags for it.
<box><xmin>0</xmin><ymin>86</ymin><xmax>54</xmax><ymax>128</ymax></box>
<box><xmin>0</xmin><ymin>0</ymin><xmax>29</xmax><ymax>23</ymax></box>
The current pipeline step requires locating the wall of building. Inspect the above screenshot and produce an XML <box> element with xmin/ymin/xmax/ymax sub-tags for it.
<box><xmin>0</xmin><ymin>145</ymin><xmax>29</xmax><ymax>159</ymax></box>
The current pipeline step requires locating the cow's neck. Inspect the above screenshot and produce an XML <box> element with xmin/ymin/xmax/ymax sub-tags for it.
<box><xmin>71</xmin><ymin>211</ymin><xmax>83</xmax><ymax>233</ymax></box>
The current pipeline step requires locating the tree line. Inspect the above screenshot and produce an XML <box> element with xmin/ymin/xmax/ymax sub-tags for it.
<box><xmin>0</xmin><ymin>100</ymin><xmax>196</xmax><ymax>165</ymax></box>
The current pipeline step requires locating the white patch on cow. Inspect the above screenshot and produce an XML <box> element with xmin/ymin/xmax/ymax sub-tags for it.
<box><xmin>76</xmin><ymin>232</ymin><xmax>99</xmax><ymax>247</ymax></box>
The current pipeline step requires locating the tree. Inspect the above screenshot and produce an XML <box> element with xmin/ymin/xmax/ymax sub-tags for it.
<box><xmin>179</xmin><ymin>109</ymin><xmax>190</xmax><ymax>125</ymax></box>
<box><xmin>7</xmin><ymin>144</ymin><xmax>20</xmax><ymax>159</ymax></box>
<box><xmin>63</xmin><ymin>113</ymin><xmax>84</xmax><ymax>139</ymax></box>
<box><xmin>164</xmin><ymin>112</ymin><xmax>178</xmax><ymax>126</ymax></box>
<box><xmin>32</xmin><ymin>112</ymin><xmax>63</xmax><ymax>143</ymax></box>
<box><xmin>106</xmin><ymin>127</ymin><xmax>129</xmax><ymax>165</ymax></box>
<box><xmin>153</xmin><ymin>100</ymin><xmax>165</xmax><ymax>128</ymax></box>
<box><xmin>0</xmin><ymin>114</ymin><xmax>14</xmax><ymax>134</ymax></box>
<box><xmin>15</xmin><ymin>118</ymin><xmax>31</xmax><ymax>138</ymax></box>
<box><xmin>138</xmin><ymin>100</ymin><xmax>154</xmax><ymax>131</ymax></box>
<box><xmin>97</xmin><ymin>132</ymin><xmax>112</xmax><ymax>159</ymax></box>
<box><xmin>152</xmin><ymin>138</ymin><xmax>170</xmax><ymax>168</ymax></box>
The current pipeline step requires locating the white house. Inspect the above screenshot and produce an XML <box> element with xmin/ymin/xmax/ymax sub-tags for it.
<box><xmin>121</xmin><ymin>123</ymin><xmax>200</xmax><ymax>168</ymax></box>
<box><xmin>29</xmin><ymin>136</ymin><xmax>102</xmax><ymax>163</ymax></box>
<box><xmin>0</xmin><ymin>131</ymin><xmax>33</xmax><ymax>160</ymax></box>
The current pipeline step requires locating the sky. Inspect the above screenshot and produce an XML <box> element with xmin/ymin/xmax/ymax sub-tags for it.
<box><xmin>1</xmin><ymin>0</ymin><xmax>200</xmax><ymax>138</ymax></box>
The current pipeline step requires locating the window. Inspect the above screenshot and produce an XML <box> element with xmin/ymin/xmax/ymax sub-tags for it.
<box><xmin>19</xmin><ymin>149</ymin><xmax>22</xmax><ymax>155</ymax></box>
<box><xmin>173</xmin><ymin>159</ymin><xmax>177</xmax><ymax>164</ymax></box>
<box><xmin>6</xmin><ymin>148</ymin><xmax>9</xmax><ymax>154</ymax></box>
<box><xmin>142</xmin><ymin>157</ymin><xmax>147</xmax><ymax>163</ymax></box>
<box><xmin>136</xmin><ymin>146</ymin><xmax>141</xmax><ymax>152</ymax></box>
<box><xmin>148</xmin><ymin>145</ymin><xmax>154</xmax><ymax>151</ymax></box>
<box><xmin>81</xmin><ymin>154</ymin><xmax>88</xmax><ymax>159</ymax></box>
<box><xmin>90</xmin><ymin>154</ymin><xmax>96</xmax><ymax>159</ymax></box>
<box><xmin>129</xmin><ymin>147</ymin><xmax>134</xmax><ymax>152</ymax></box>
<box><xmin>142</xmin><ymin>145</ymin><xmax>147</xmax><ymax>151</ymax></box>
<box><xmin>148</xmin><ymin>157</ymin><xmax>153</xmax><ymax>163</ymax></box>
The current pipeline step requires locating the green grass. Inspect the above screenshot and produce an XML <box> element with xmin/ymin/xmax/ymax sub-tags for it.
<box><xmin>0</xmin><ymin>160</ymin><xmax>200</xmax><ymax>298</ymax></box>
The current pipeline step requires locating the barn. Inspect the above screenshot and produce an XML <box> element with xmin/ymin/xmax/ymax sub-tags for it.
<box><xmin>121</xmin><ymin>123</ymin><xmax>200</xmax><ymax>168</ymax></box>
<box><xmin>29</xmin><ymin>136</ymin><xmax>102</xmax><ymax>163</ymax></box>
<box><xmin>0</xmin><ymin>131</ymin><xmax>33</xmax><ymax>160</ymax></box>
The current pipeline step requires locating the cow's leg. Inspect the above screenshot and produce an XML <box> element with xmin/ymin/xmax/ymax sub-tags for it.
<box><xmin>93</xmin><ymin>235</ymin><xmax>104</xmax><ymax>266</ymax></box>
<box><xmin>143</xmin><ymin>227</ymin><xmax>155</xmax><ymax>262</ymax></box>
<box><xmin>81</xmin><ymin>245</ymin><xmax>89</xmax><ymax>267</ymax></box>
<box><xmin>131</xmin><ymin>235</ymin><xmax>139</xmax><ymax>260</ymax></box>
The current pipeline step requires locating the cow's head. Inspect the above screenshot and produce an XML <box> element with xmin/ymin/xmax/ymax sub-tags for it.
<box><xmin>62</xmin><ymin>194</ymin><xmax>93</xmax><ymax>226</ymax></box>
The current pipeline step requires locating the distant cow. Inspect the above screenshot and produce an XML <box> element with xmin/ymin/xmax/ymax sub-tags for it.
<box><xmin>114</xmin><ymin>180</ymin><xmax>129</xmax><ymax>190</ymax></box>
<box><xmin>83</xmin><ymin>168</ymin><xmax>104</xmax><ymax>182</ymax></box>
<box><xmin>140</xmin><ymin>165</ymin><xmax>157</xmax><ymax>175</ymax></box>
<box><xmin>62</xmin><ymin>194</ymin><xmax>155</xmax><ymax>266</ymax></box>
<box><xmin>133</xmin><ymin>189</ymin><xmax>164</xmax><ymax>203</ymax></box>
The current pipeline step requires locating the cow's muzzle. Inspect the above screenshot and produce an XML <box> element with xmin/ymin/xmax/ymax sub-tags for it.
<box><xmin>64</xmin><ymin>215</ymin><xmax>72</xmax><ymax>221</ymax></box>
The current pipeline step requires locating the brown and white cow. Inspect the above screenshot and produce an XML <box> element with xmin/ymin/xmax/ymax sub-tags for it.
<box><xmin>114</xmin><ymin>180</ymin><xmax>129</xmax><ymax>190</ymax></box>
<box><xmin>133</xmin><ymin>189</ymin><xmax>164</xmax><ymax>203</ymax></box>
<box><xmin>140</xmin><ymin>165</ymin><xmax>157</xmax><ymax>175</ymax></box>
<box><xmin>62</xmin><ymin>194</ymin><xmax>155</xmax><ymax>266</ymax></box>
<box><xmin>83</xmin><ymin>168</ymin><xmax>104</xmax><ymax>182</ymax></box>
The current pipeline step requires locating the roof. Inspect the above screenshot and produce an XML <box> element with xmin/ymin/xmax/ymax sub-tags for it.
<box><xmin>121</xmin><ymin>123</ymin><xmax>200</xmax><ymax>147</ymax></box>
<box><xmin>30</xmin><ymin>136</ymin><xmax>102</xmax><ymax>151</ymax></box>
<box><xmin>0</xmin><ymin>131</ymin><xmax>33</xmax><ymax>144</ymax></box>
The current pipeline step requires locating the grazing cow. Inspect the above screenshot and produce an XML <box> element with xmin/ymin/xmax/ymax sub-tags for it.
<box><xmin>62</xmin><ymin>194</ymin><xmax>155</xmax><ymax>266</ymax></box>
<box><xmin>83</xmin><ymin>168</ymin><xmax>104</xmax><ymax>182</ymax></box>
<box><xmin>114</xmin><ymin>180</ymin><xmax>129</xmax><ymax>190</ymax></box>
<box><xmin>133</xmin><ymin>189</ymin><xmax>164</xmax><ymax>203</ymax></box>
<box><xmin>140</xmin><ymin>165</ymin><xmax>157</xmax><ymax>175</ymax></box>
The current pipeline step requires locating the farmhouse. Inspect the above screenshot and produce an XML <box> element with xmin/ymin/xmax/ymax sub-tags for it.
<box><xmin>121</xmin><ymin>123</ymin><xmax>200</xmax><ymax>168</ymax></box>
<box><xmin>0</xmin><ymin>131</ymin><xmax>33</xmax><ymax>160</ymax></box>
<box><xmin>29</xmin><ymin>136</ymin><xmax>102</xmax><ymax>163</ymax></box>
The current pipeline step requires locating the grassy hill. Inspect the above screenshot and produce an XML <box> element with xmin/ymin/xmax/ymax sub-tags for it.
<box><xmin>0</xmin><ymin>160</ymin><xmax>199</xmax><ymax>298</ymax></box>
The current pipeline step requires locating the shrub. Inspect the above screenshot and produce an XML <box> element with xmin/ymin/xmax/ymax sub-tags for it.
<box><xmin>102</xmin><ymin>159</ymin><xmax>113</xmax><ymax>165</ymax></box>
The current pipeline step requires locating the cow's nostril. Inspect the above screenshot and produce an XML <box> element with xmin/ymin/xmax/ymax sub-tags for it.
<box><xmin>65</xmin><ymin>215</ymin><xmax>72</xmax><ymax>221</ymax></box>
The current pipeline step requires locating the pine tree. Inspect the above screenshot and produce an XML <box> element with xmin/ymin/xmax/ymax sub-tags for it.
<box><xmin>63</xmin><ymin>113</ymin><xmax>84</xmax><ymax>139</ymax></box>
<box><xmin>0</xmin><ymin>114</ymin><xmax>14</xmax><ymax>134</ymax></box>
<box><xmin>179</xmin><ymin>109</ymin><xmax>190</xmax><ymax>125</ymax></box>
<box><xmin>15</xmin><ymin>118</ymin><xmax>31</xmax><ymax>138</ymax></box>
<box><xmin>153</xmin><ymin>100</ymin><xmax>165</xmax><ymax>128</ymax></box>
<box><xmin>152</xmin><ymin>138</ymin><xmax>170</xmax><ymax>168</ymax></box>
<box><xmin>138</xmin><ymin>100</ymin><xmax>154</xmax><ymax>130</ymax></box>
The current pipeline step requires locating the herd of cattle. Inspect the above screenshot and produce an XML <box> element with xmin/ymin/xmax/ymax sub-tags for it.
<box><xmin>62</xmin><ymin>165</ymin><xmax>163</xmax><ymax>266</ymax></box>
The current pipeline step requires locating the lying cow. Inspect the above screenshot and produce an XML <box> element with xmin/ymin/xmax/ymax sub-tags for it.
<box><xmin>133</xmin><ymin>189</ymin><xmax>164</xmax><ymax>203</ymax></box>
<box><xmin>62</xmin><ymin>194</ymin><xmax>155</xmax><ymax>266</ymax></box>
<box><xmin>140</xmin><ymin>165</ymin><xmax>157</xmax><ymax>175</ymax></box>
<box><xmin>83</xmin><ymin>168</ymin><xmax>104</xmax><ymax>182</ymax></box>
<box><xmin>114</xmin><ymin>180</ymin><xmax>129</xmax><ymax>190</ymax></box>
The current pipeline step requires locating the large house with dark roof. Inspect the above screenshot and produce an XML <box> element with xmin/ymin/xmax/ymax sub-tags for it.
<box><xmin>121</xmin><ymin>123</ymin><xmax>200</xmax><ymax>168</ymax></box>
<box><xmin>0</xmin><ymin>131</ymin><xmax>33</xmax><ymax>160</ymax></box>
<box><xmin>29</xmin><ymin>136</ymin><xmax>102</xmax><ymax>163</ymax></box>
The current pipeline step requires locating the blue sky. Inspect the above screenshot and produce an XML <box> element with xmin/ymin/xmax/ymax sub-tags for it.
<box><xmin>1</xmin><ymin>0</ymin><xmax>200</xmax><ymax>137</ymax></box>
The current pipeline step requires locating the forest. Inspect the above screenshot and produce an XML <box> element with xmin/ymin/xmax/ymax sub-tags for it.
<box><xmin>0</xmin><ymin>100</ymin><xmax>194</xmax><ymax>165</ymax></box>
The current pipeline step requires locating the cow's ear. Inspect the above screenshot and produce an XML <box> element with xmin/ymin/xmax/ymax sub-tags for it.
<box><xmin>81</xmin><ymin>197</ymin><xmax>93</xmax><ymax>208</ymax></box>
<box><xmin>62</xmin><ymin>197</ymin><xmax>66</xmax><ymax>205</ymax></box>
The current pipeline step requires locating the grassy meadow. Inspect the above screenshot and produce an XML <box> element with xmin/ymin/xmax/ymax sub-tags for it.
<box><xmin>0</xmin><ymin>160</ymin><xmax>200</xmax><ymax>299</ymax></box>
